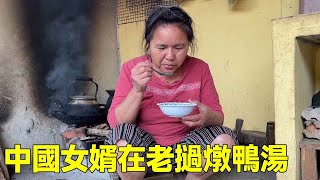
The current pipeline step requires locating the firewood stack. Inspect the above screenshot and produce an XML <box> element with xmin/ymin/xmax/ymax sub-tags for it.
<box><xmin>60</xmin><ymin>123</ymin><xmax>111</xmax><ymax>151</ymax></box>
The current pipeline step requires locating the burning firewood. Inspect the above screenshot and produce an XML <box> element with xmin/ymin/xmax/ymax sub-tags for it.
<box><xmin>87</xmin><ymin>123</ymin><xmax>111</xmax><ymax>137</ymax></box>
<box><xmin>87</xmin><ymin>128</ymin><xmax>111</xmax><ymax>137</ymax></box>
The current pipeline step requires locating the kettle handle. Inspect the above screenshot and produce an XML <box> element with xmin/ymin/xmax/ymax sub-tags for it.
<box><xmin>76</xmin><ymin>77</ymin><xmax>93</xmax><ymax>81</ymax></box>
<box><xmin>67</xmin><ymin>77</ymin><xmax>99</xmax><ymax>99</ymax></box>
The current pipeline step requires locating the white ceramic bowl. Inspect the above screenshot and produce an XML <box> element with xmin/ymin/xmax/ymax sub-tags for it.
<box><xmin>157</xmin><ymin>102</ymin><xmax>197</xmax><ymax>118</ymax></box>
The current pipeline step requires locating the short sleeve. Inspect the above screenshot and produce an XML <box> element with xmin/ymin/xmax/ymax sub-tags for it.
<box><xmin>200</xmin><ymin>64</ymin><xmax>224</xmax><ymax>117</ymax></box>
<box><xmin>107</xmin><ymin>63</ymin><xmax>133</xmax><ymax>128</ymax></box>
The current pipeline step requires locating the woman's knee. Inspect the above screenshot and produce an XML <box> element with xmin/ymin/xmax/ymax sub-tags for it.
<box><xmin>112</xmin><ymin>123</ymin><xmax>139</xmax><ymax>146</ymax></box>
<box><xmin>211</xmin><ymin>134</ymin><xmax>235</xmax><ymax>148</ymax></box>
<box><xmin>116</xmin><ymin>139</ymin><xmax>128</xmax><ymax>146</ymax></box>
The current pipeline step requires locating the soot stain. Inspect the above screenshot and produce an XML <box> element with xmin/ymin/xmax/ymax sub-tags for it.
<box><xmin>0</xmin><ymin>76</ymin><xmax>13</xmax><ymax>123</ymax></box>
<box><xmin>20</xmin><ymin>0</ymin><xmax>94</xmax><ymax>114</ymax></box>
<box><xmin>0</xmin><ymin>96</ymin><xmax>13</xmax><ymax>123</ymax></box>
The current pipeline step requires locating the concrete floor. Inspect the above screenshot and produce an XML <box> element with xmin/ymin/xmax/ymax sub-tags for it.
<box><xmin>10</xmin><ymin>165</ymin><xmax>109</xmax><ymax>180</ymax></box>
<box><xmin>9</xmin><ymin>150</ymin><xmax>277</xmax><ymax>180</ymax></box>
<box><xmin>10</xmin><ymin>165</ymin><xmax>276</xmax><ymax>180</ymax></box>
<box><xmin>145</xmin><ymin>170</ymin><xmax>276</xmax><ymax>180</ymax></box>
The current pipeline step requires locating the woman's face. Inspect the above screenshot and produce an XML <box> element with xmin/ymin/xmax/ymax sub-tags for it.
<box><xmin>149</xmin><ymin>24</ymin><xmax>189</xmax><ymax>74</ymax></box>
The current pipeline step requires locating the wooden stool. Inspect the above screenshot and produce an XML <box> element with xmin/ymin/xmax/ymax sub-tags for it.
<box><xmin>300</xmin><ymin>138</ymin><xmax>320</xmax><ymax>180</ymax></box>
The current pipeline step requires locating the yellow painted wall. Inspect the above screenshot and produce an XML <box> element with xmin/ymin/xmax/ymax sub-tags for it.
<box><xmin>294</xmin><ymin>39</ymin><xmax>317</xmax><ymax>180</ymax></box>
<box><xmin>316</xmin><ymin>49</ymin><xmax>320</xmax><ymax>90</ymax></box>
<box><xmin>88</xmin><ymin>0</ymin><xmax>119</xmax><ymax>104</ymax></box>
<box><xmin>181</xmin><ymin>0</ymin><xmax>296</xmax><ymax>131</ymax></box>
<box><xmin>116</xmin><ymin>0</ymin><xmax>302</xmax><ymax>179</ymax></box>
<box><xmin>273</xmin><ymin>13</ymin><xmax>320</xmax><ymax>179</ymax></box>
<box><xmin>182</xmin><ymin>0</ymin><xmax>280</xmax><ymax>131</ymax></box>
<box><xmin>118</xmin><ymin>0</ymin><xmax>289</xmax><ymax>132</ymax></box>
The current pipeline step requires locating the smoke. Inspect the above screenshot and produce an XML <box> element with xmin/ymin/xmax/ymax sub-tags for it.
<box><xmin>22</xmin><ymin>0</ymin><xmax>95</xmax><ymax>114</ymax></box>
<box><xmin>28</xmin><ymin>0</ymin><xmax>93</xmax><ymax>107</ymax></box>
<box><xmin>45</xmin><ymin>14</ymin><xmax>90</xmax><ymax>101</ymax></box>
<box><xmin>38</xmin><ymin>0</ymin><xmax>92</xmax><ymax>104</ymax></box>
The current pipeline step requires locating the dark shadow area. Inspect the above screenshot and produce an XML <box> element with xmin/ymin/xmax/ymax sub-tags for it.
<box><xmin>0</xmin><ymin>78</ymin><xmax>13</xmax><ymax>123</ymax></box>
<box><xmin>20</xmin><ymin>0</ymin><xmax>96</xmax><ymax>113</ymax></box>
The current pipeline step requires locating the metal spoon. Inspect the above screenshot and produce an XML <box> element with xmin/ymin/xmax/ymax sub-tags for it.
<box><xmin>151</xmin><ymin>67</ymin><xmax>175</xmax><ymax>76</ymax></box>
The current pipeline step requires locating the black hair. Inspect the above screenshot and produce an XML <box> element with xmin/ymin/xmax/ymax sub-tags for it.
<box><xmin>143</xmin><ymin>6</ymin><xmax>196</xmax><ymax>54</ymax></box>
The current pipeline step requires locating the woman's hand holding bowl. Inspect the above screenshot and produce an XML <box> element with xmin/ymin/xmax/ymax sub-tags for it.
<box><xmin>180</xmin><ymin>100</ymin><xmax>212</xmax><ymax>128</ymax></box>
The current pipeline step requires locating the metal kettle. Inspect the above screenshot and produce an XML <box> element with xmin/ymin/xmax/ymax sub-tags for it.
<box><xmin>66</xmin><ymin>77</ymin><xmax>100</xmax><ymax>116</ymax></box>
